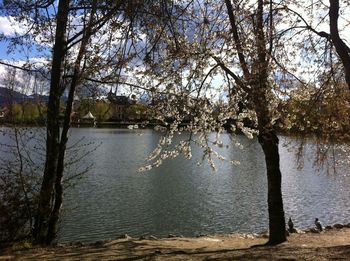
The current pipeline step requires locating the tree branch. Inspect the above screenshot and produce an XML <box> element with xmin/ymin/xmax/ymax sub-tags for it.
<box><xmin>212</xmin><ymin>56</ymin><xmax>250</xmax><ymax>93</ymax></box>
<box><xmin>224</xmin><ymin>0</ymin><xmax>250</xmax><ymax>78</ymax></box>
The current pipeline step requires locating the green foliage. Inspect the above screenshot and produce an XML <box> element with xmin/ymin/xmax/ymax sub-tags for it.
<box><xmin>7</xmin><ymin>102</ymin><xmax>47</xmax><ymax>123</ymax></box>
<box><xmin>94</xmin><ymin>100</ymin><xmax>112</xmax><ymax>122</ymax></box>
<box><xmin>76</xmin><ymin>99</ymin><xmax>95</xmax><ymax>116</ymax></box>
<box><xmin>10</xmin><ymin>103</ymin><xmax>23</xmax><ymax>122</ymax></box>
<box><xmin>22</xmin><ymin>102</ymin><xmax>46</xmax><ymax>122</ymax></box>
<box><xmin>75</xmin><ymin>99</ymin><xmax>111</xmax><ymax>121</ymax></box>
<box><xmin>126</xmin><ymin>103</ymin><xmax>150</xmax><ymax>120</ymax></box>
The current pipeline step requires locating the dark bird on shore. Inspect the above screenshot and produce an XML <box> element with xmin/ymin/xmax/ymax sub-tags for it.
<box><xmin>288</xmin><ymin>217</ymin><xmax>294</xmax><ymax>231</ymax></box>
<box><xmin>315</xmin><ymin>218</ymin><xmax>323</xmax><ymax>231</ymax></box>
<box><xmin>288</xmin><ymin>217</ymin><xmax>297</xmax><ymax>233</ymax></box>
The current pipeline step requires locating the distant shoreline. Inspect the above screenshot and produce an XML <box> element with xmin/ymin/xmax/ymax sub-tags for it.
<box><xmin>0</xmin><ymin>123</ymin><xmax>148</xmax><ymax>129</ymax></box>
<box><xmin>0</xmin><ymin>121</ymin><xmax>181</xmax><ymax>128</ymax></box>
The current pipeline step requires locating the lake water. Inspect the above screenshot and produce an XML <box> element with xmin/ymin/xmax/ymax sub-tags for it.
<box><xmin>55</xmin><ymin>128</ymin><xmax>350</xmax><ymax>242</ymax></box>
<box><xmin>2</xmin><ymin>127</ymin><xmax>350</xmax><ymax>242</ymax></box>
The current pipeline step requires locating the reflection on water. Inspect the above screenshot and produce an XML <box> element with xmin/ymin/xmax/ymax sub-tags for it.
<box><xmin>2</xmin><ymin>127</ymin><xmax>349</xmax><ymax>242</ymax></box>
<box><xmin>54</xmin><ymin>128</ymin><xmax>350</xmax><ymax>242</ymax></box>
<box><xmin>280</xmin><ymin>136</ymin><xmax>350</xmax><ymax>229</ymax></box>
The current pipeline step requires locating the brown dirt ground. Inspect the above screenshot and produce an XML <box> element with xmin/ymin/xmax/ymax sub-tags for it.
<box><xmin>1</xmin><ymin>228</ymin><xmax>350</xmax><ymax>260</ymax></box>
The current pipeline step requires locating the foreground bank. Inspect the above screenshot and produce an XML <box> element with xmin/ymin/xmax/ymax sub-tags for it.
<box><xmin>2</xmin><ymin>226</ymin><xmax>350</xmax><ymax>260</ymax></box>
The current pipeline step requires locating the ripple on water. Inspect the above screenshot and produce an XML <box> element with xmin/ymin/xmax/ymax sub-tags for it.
<box><xmin>45</xmin><ymin>129</ymin><xmax>350</xmax><ymax>242</ymax></box>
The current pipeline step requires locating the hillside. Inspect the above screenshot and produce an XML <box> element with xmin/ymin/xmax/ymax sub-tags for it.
<box><xmin>0</xmin><ymin>87</ymin><xmax>28</xmax><ymax>105</ymax></box>
<box><xmin>0</xmin><ymin>87</ymin><xmax>50</xmax><ymax>106</ymax></box>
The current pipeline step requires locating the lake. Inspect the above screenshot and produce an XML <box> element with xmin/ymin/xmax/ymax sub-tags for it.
<box><xmin>2</xmin><ymin>127</ymin><xmax>350</xmax><ymax>242</ymax></box>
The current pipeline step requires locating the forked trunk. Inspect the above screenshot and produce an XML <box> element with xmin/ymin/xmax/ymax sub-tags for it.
<box><xmin>33</xmin><ymin>0</ymin><xmax>70</xmax><ymax>244</ymax></box>
<box><xmin>46</xmin><ymin>0</ymin><xmax>98</xmax><ymax>243</ymax></box>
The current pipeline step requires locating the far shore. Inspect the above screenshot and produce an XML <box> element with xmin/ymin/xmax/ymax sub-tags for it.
<box><xmin>0</xmin><ymin>120</ymin><xmax>183</xmax><ymax>128</ymax></box>
<box><xmin>2</xmin><ymin>223</ymin><xmax>350</xmax><ymax>260</ymax></box>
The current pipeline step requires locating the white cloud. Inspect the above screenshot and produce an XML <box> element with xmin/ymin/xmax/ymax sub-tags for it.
<box><xmin>0</xmin><ymin>64</ymin><xmax>6</xmax><ymax>76</ymax></box>
<box><xmin>0</xmin><ymin>58</ymin><xmax>50</xmax><ymax>94</ymax></box>
<box><xmin>0</xmin><ymin>16</ymin><xmax>26</xmax><ymax>36</ymax></box>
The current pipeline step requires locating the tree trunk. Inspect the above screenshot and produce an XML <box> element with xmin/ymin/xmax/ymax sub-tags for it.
<box><xmin>258</xmin><ymin>129</ymin><xmax>286</xmax><ymax>245</ymax></box>
<box><xmin>33</xmin><ymin>0</ymin><xmax>70</xmax><ymax>245</ymax></box>
<box><xmin>329</xmin><ymin>0</ymin><xmax>350</xmax><ymax>89</ymax></box>
<box><xmin>255</xmin><ymin>0</ymin><xmax>286</xmax><ymax>244</ymax></box>
<box><xmin>254</xmin><ymin>82</ymin><xmax>286</xmax><ymax>245</ymax></box>
<box><xmin>46</xmin><ymin>0</ymin><xmax>98</xmax><ymax>243</ymax></box>
<box><xmin>224</xmin><ymin>0</ymin><xmax>287</xmax><ymax>244</ymax></box>
<box><xmin>45</xmin><ymin>60</ymin><xmax>82</xmax><ymax>243</ymax></box>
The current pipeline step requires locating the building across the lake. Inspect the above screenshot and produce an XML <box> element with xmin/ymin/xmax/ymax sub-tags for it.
<box><xmin>107</xmin><ymin>91</ymin><xmax>131</xmax><ymax>121</ymax></box>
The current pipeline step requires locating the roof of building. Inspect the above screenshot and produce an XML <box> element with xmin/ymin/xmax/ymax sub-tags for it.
<box><xmin>82</xmin><ymin>111</ymin><xmax>95</xmax><ymax>119</ymax></box>
<box><xmin>107</xmin><ymin>91</ymin><xmax>130</xmax><ymax>105</ymax></box>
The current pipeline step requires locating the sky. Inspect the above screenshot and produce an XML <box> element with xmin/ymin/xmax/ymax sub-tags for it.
<box><xmin>0</xmin><ymin>1</ymin><xmax>349</xmax><ymax>93</ymax></box>
<box><xmin>0</xmin><ymin>2</ymin><xmax>349</xmax><ymax>60</ymax></box>
<box><xmin>0</xmin><ymin>16</ymin><xmax>33</xmax><ymax>59</ymax></box>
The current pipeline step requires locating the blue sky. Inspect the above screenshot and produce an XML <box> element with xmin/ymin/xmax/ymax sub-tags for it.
<box><xmin>0</xmin><ymin>15</ymin><xmax>50</xmax><ymax>81</ymax></box>
<box><xmin>0</xmin><ymin>41</ymin><xmax>33</xmax><ymax>61</ymax></box>
<box><xmin>0</xmin><ymin>17</ymin><xmax>26</xmax><ymax>60</ymax></box>
<box><xmin>0</xmin><ymin>0</ymin><xmax>40</xmax><ymax>60</ymax></box>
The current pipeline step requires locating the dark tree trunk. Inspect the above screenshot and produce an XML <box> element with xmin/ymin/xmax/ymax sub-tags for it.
<box><xmin>33</xmin><ymin>0</ymin><xmax>70</xmax><ymax>245</ymax></box>
<box><xmin>329</xmin><ymin>0</ymin><xmax>350</xmax><ymax>89</ymax></box>
<box><xmin>258</xmin><ymin>129</ymin><xmax>286</xmax><ymax>245</ymax></box>
<box><xmin>224</xmin><ymin>0</ymin><xmax>287</xmax><ymax>244</ymax></box>
<box><xmin>255</xmin><ymin>0</ymin><xmax>286</xmax><ymax>244</ymax></box>
<box><xmin>45</xmin><ymin>53</ymin><xmax>83</xmax><ymax>244</ymax></box>
<box><xmin>45</xmin><ymin>82</ymin><xmax>74</xmax><ymax>244</ymax></box>
<box><xmin>253</xmin><ymin>80</ymin><xmax>286</xmax><ymax>245</ymax></box>
<box><xmin>46</xmin><ymin>0</ymin><xmax>98</xmax><ymax>243</ymax></box>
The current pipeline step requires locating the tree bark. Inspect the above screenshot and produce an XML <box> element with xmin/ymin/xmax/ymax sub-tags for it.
<box><xmin>258</xmin><ymin>129</ymin><xmax>286</xmax><ymax>245</ymax></box>
<box><xmin>45</xmin><ymin>0</ymin><xmax>98</xmax><ymax>243</ymax></box>
<box><xmin>255</xmin><ymin>0</ymin><xmax>286</xmax><ymax>243</ymax></box>
<box><xmin>33</xmin><ymin>0</ymin><xmax>70</xmax><ymax>245</ymax></box>
<box><xmin>223</xmin><ymin>0</ymin><xmax>287</xmax><ymax>244</ymax></box>
<box><xmin>252</xmin><ymin>68</ymin><xmax>287</xmax><ymax>245</ymax></box>
<box><xmin>329</xmin><ymin>0</ymin><xmax>350</xmax><ymax>89</ymax></box>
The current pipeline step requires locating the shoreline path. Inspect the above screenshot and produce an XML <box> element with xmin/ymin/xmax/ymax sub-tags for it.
<box><xmin>1</xmin><ymin>227</ymin><xmax>350</xmax><ymax>260</ymax></box>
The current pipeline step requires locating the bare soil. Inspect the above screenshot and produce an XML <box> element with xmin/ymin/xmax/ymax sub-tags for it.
<box><xmin>1</xmin><ymin>227</ymin><xmax>350</xmax><ymax>260</ymax></box>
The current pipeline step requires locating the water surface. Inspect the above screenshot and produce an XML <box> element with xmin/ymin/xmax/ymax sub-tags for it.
<box><xmin>54</xmin><ymin>128</ymin><xmax>350</xmax><ymax>242</ymax></box>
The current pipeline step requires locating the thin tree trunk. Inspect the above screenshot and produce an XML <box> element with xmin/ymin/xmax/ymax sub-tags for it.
<box><xmin>45</xmin><ymin>55</ymin><xmax>83</xmax><ymax>244</ymax></box>
<box><xmin>45</xmin><ymin>78</ymin><xmax>75</xmax><ymax>243</ymax></box>
<box><xmin>33</xmin><ymin>0</ymin><xmax>70</xmax><ymax>244</ymax></box>
<box><xmin>46</xmin><ymin>0</ymin><xmax>98</xmax><ymax>243</ymax></box>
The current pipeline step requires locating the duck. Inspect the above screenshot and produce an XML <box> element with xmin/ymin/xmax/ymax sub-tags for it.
<box><xmin>288</xmin><ymin>217</ymin><xmax>294</xmax><ymax>231</ymax></box>
<box><xmin>288</xmin><ymin>217</ymin><xmax>297</xmax><ymax>233</ymax></box>
<box><xmin>315</xmin><ymin>218</ymin><xmax>323</xmax><ymax>231</ymax></box>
